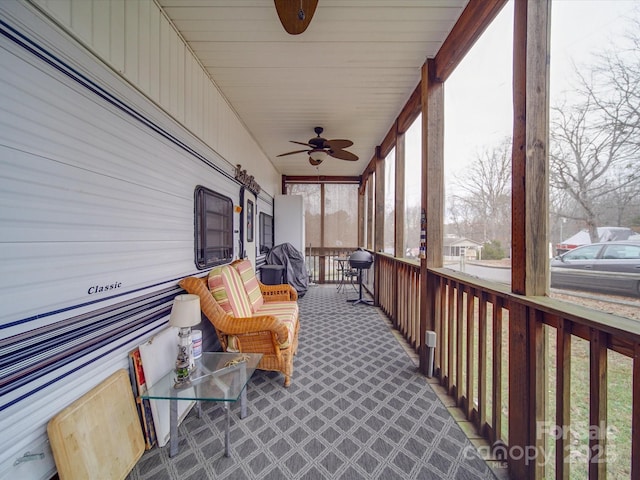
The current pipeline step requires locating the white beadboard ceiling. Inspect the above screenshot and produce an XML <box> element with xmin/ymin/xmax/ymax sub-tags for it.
<box><xmin>157</xmin><ymin>0</ymin><xmax>468</xmax><ymax>177</ymax></box>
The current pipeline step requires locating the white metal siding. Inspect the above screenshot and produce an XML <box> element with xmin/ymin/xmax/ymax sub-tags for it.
<box><xmin>30</xmin><ymin>0</ymin><xmax>280</xmax><ymax>191</ymax></box>
<box><xmin>0</xmin><ymin>2</ymin><xmax>272</xmax><ymax>478</ymax></box>
<box><xmin>0</xmin><ymin>43</ymin><xmax>225</xmax><ymax>328</ymax></box>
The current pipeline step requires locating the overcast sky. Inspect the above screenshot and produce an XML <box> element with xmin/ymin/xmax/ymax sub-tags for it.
<box><xmin>400</xmin><ymin>0</ymin><xmax>639</xmax><ymax>207</ymax></box>
<box><xmin>443</xmin><ymin>0</ymin><xmax>639</xmax><ymax>181</ymax></box>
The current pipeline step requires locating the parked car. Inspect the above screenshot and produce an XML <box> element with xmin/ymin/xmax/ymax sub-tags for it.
<box><xmin>550</xmin><ymin>241</ymin><xmax>640</xmax><ymax>297</ymax></box>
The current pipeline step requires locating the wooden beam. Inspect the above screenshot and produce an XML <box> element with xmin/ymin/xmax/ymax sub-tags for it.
<box><xmin>320</xmin><ymin>183</ymin><xmax>325</xmax><ymax>275</ymax></box>
<box><xmin>509</xmin><ymin>1</ymin><xmax>551</xmax><ymax>477</ymax></box>
<box><xmin>424</xmin><ymin>60</ymin><xmax>444</xmax><ymax>268</ymax></box>
<box><xmin>420</xmin><ymin>58</ymin><xmax>444</xmax><ymax>375</ymax></box>
<box><xmin>524</xmin><ymin>0</ymin><xmax>550</xmax><ymax>296</ymax></box>
<box><xmin>367</xmin><ymin>175</ymin><xmax>374</xmax><ymax>250</ymax></box>
<box><xmin>359</xmin><ymin>155</ymin><xmax>377</xmax><ymax>195</ymax></box>
<box><xmin>395</xmin><ymin>129</ymin><xmax>406</xmax><ymax>257</ymax></box>
<box><xmin>380</xmin><ymin>119</ymin><xmax>397</xmax><ymax>159</ymax></box>
<box><xmin>282</xmin><ymin>175</ymin><xmax>360</xmax><ymax>184</ymax></box>
<box><xmin>358</xmin><ymin>192</ymin><xmax>365</xmax><ymax>247</ymax></box>
<box><xmin>374</xmin><ymin>146</ymin><xmax>385</xmax><ymax>252</ymax></box>
<box><xmin>398</xmin><ymin>83</ymin><xmax>422</xmax><ymax>134</ymax></box>
<box><xmin>434</xmin><ymin>0</ymin><xmax>508</xmax><ymax>82</ymax></box>
<box><xmin>512</xmin><ymin>0</ymin><xmax>551</xmax><ymax>296</ymax></box>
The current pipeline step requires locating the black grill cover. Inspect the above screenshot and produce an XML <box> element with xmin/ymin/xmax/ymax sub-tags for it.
<box><xmin>266</xmin><ymin>243</ymin><xmax>309</xmax><ymax>296</ymax></box>
<box><xmin>349</xmin><ymin>249</ymin><xmax>374</xmax><ymax>269</ymax></box>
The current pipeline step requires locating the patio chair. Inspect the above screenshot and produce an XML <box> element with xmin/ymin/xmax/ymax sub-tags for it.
<box><xmin>179</xmin><ymin>260</ymin><xmax>299</xmax><ymax>387</ymax></box>
<box><xmin>336</xmin><ymin>257</ymin><xmax>358</xmax><ymax>294</ymax></box>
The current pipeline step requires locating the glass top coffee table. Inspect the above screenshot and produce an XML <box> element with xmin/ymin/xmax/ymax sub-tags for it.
<box><xmin>141</xmin><ymin>352</ymin><xmax>262</xmax><ymax>457</ymax></box>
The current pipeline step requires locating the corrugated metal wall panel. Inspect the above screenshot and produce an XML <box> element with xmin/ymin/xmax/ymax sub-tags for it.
<box><xmin>32</xmin><ymin>0</ymin><xmax>276</xmax><ymax>185</ymax></box>
<box><xmin>108</xmin><ymin>0</ymin><xmax>125</xmax><ymax>71</ymax></box>
<box><xmin>124</xmin><ymin>0</ymin><xmax>140</xmax><ymax>85</ymax></box>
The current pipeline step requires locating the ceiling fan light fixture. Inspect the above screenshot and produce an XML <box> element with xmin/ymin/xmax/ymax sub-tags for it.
<box><xmin>309</xmin><ymin>149</ymin><xmax>328</xmax><ymax>164</ymax></box>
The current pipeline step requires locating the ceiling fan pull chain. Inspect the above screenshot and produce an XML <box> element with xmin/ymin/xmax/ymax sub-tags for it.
<box><xmin>298</xmin><ymin>0</ymin><xmax>305</xmax><ymax>20</ymax></box>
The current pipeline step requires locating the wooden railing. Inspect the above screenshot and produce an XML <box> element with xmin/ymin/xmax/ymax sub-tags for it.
<box><xmin>376</xmin><ymin>255</ymin><xmax>422</xmax><ymax>350</ymax></box>
<box><xmin>305</xmin><ymin>247</ymin><xmax>358</xmax><ymax>284</ymax></box>
<box><xmin>375</xmin><ymin>252</ymin><xmax>640</xmax><ymax>479</ymax></box>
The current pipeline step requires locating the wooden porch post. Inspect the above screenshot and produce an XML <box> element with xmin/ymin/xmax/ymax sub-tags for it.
<box><xmin>395</xmin><ymin>129</ymin><xmax>406</xmax><ymax>258</ymax></box>
<box><xmin>510</xmin><ymin>0</ymin><xmax>551</xmax><ymax>478</ymax></box>
<box><xmin>318</xmin><ymin>183</ymin><xmax>326</xmax><ymax>283</ymax></box>
<box><xmin>420</xmin><ymin>58</ymin><xmax>444</xmax><ymax>375</ymax></box>
<box><xmin>357</xmin><ymin>190</ymin><xmax>365</xmax><ymax>248</ymax></box>
<box><xmin>367</xmin><ymin>174</ymin><xmax>374</xmax><ymax>250</ymax></box>
<box><xmin>374</xmin><ymin>146</ymin><xmax>385</xmax><ymax>253</ymax></box>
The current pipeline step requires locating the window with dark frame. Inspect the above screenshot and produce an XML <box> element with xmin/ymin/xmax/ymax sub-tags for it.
<box><xmin>194</xmin><ymin>185</ymin><xmax>234</xmax><ymax>269</ymax></box>
<box><xmin>247</xmin><ymin>200</ymin><xmax>254</xmax><ymax>243</ymax></box>
<box><xmin>259</xmin><ymin>212</ymin><xmax>274</xmax><ymax>254</ymax></box>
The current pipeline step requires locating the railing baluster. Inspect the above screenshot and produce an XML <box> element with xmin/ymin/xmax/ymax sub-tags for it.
<box><xmin>447</xmin><ymin>281</ymin><xmax>455</xmax><ymax>394</ymax></box>
<box><xmin>491</xmin><ymin>295</ymin><xmax>503</xmax><ymax>446</ymax></box>
<box><xmin>456</xmin><ymin>284</ymin><xmax>464</xmax><ymax>405</ymax></box>
<box><xmin>478</xmin><ymin>292</ymin><xmax>487</xmax><ymax>434</ymax></box>
<box><xmin>466</xmin><ymin>287</ymin><xmax>475</xmax><ymax>420</ymax></box>
<box><xmin>633</xmin><ymin>343</ymin><xmax>640</xmax><ymax>479</ymax></box>
<box><xmin>589</xmin><ymin>329</ymin><xmax>608</xmax><ymax>479</ymax></box>
<box><xmin>436</xmin><ymin>277</ymin><xmax>446</xmax><ymax>379</ymax></box>
<box><xmin>556</xmin><ymin>317</ymin><xmax>571</xmax><ymax>480</ymax></box>
<box><xmin>532</xmin><ymin>310</ymin><xmax>547</xmax><ymax>479</ymax></box>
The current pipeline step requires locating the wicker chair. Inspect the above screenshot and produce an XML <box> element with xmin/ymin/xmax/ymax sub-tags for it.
<box><xmin>179</xmin><ymin>261</ymin><xmax>299</xmax><ymax>387</ymax></box>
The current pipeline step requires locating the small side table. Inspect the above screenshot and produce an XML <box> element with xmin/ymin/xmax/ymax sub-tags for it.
<box><xmin>141</xmin><ymin>352</ymin><xmax>263</xmax><ymax>457</ymax></box>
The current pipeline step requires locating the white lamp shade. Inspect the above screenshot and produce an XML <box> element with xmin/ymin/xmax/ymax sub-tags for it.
<box><xmin>309</xmin><ymin>150</ymin><xmax>328</xmax><ymax>162</ymax></box>
<box><xmin>169</xmin><ymin>294</ymin><xmax>201</xmax><ymax>328</ymax></box>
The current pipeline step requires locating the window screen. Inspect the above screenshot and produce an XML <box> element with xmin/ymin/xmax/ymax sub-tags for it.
<box><xmin>194</xmin><ymin>185</ymin><xmax>234</xmax><ymax>269</ymax></box>
<box><xmin>259</xmin><ymin>212</ymin><xmax>274</xmax><ymax>254</ymax></box>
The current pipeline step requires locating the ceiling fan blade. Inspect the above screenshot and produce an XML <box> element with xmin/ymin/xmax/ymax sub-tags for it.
<box><xmin>290</xmin><ymin>140</ymin><xmax>314</xmax><ymax>147</ymax></box>
<box><xmin>277</xmin><ymin>149</ymin><xmax>310</xmax><ymax>157</ymax></box>
<box><xmin>274</xmin><ymin>0</ymin><xmax>318</xmax><ymax>35</ymax></box>
<box><xmin>325</xmin><ymin>139</ymin><xmax>353</xmax><ymax>150</ymax></box>
<box><xmin>329</xmin><ymin>149</ymin><xmax>359</xmax><ymax>161</ymax></box>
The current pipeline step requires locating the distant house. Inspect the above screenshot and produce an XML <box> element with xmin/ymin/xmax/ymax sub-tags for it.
<box><xmin>556</xmin><ymin>226</ymin><xmax>636</xmax><ymax>255</ymax></box>
<box><xmin>443</xmin><ymin>236</ymin><xmax>483</xmax><ymax>261</ymax></box>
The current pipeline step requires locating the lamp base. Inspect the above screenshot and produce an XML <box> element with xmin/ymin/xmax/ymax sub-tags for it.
<box><xmin>173</xmin><ymin>377</ymin><xmax>192</xmax><ymax>389</ymax></box>
<box><xmin>174</xmin><ymin>327</ymin><xmax>193</xmax><ymax>389</ymax></box>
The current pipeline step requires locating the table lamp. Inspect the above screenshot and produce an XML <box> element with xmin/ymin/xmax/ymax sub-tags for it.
<box><xmin>168</xmin><ymin>294</ymin><xmax>201</xmax><ymax>388</ymax></box>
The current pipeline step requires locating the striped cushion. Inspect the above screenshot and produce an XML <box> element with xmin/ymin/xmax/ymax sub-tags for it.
<box><xmin>226</xmin><ymin>335</ymin><xmax>241</xmax><ymax>352</ymax></box>
<box><xmin>233</xmin><ymin>259</ymin><xmax>264</xmax><ymax>313</ymax></box>
<box><xmin>207</xmin><ymin>265</ymin><xmax>253</xmax><ymax>318</ymax></box>
<box><xmin>253</xmin><ymin>302</ymin><xmax>299</xmax><ymax>350</ymax></box>
<box><xmin>227</xmin><ymin>302</ymin><xmax>299</xmax><ymax>353</ymax></box>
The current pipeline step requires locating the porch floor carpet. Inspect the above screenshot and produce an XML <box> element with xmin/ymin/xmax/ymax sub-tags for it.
<box><xmin>127</xmin><ymin>284</ymin><xmax>498</xmax><ymax>480</ymax></box>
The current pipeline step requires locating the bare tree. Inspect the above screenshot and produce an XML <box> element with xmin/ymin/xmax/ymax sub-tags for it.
<box><xmin>450</xmin><ymin>137</ymin><xmax>512</xmax><ymax>245</ymax></box>
<box><xmin>550</xmin><ymin>18</ymin><xmax>640</xmax><ymax>242</ymax></box>
<box><xmin>598</xmin><ymin>170</ymin><xmax>640</xmax><ymax>227</ymax></box>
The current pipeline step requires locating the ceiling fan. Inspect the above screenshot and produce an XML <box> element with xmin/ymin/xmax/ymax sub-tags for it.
<box><xmin>274</xmin><ymin>0</ymin><xmax>318</xmax><ymax>35</ymax></box>
<box><xmin>277</xmin><ymin>127</ymin><xmax>359</xmax><ymax>166</ymax></box>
